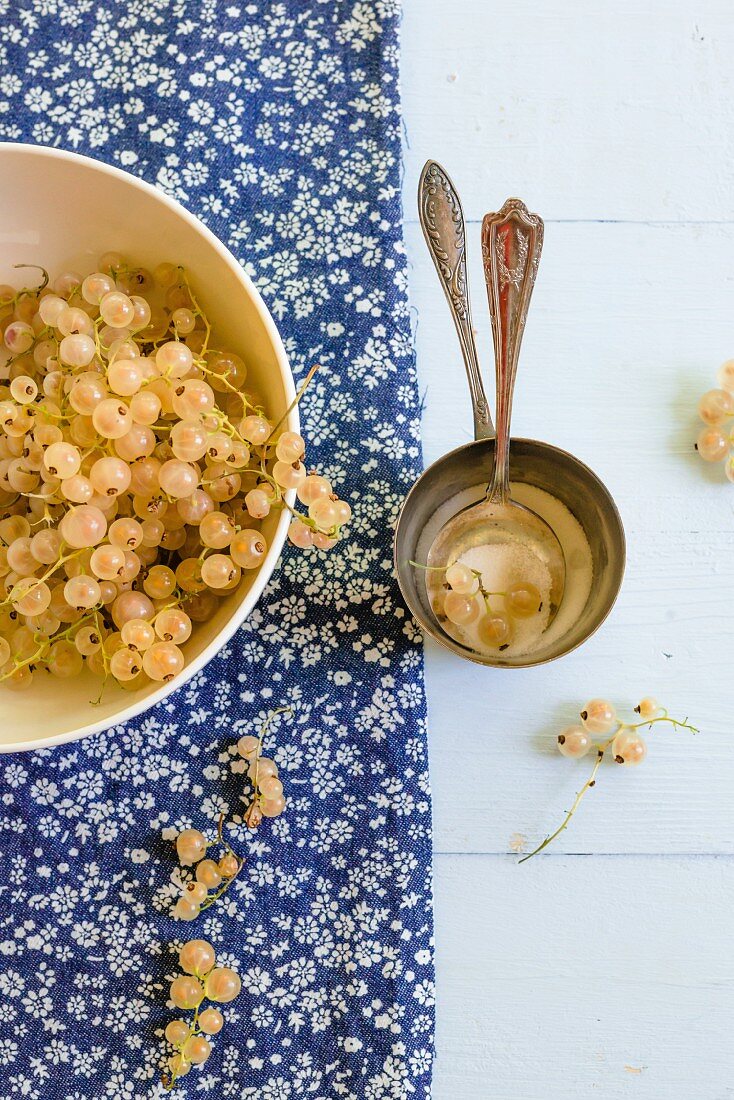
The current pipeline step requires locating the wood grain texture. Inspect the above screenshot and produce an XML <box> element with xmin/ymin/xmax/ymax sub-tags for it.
<box><xmin>433</xmin><ymin>857</ymin><xmax>734</xmax><ymax>1099</ymax></box>
<box><xmin>400</xmin><ymin>0</ymin><xmax>734</xmax><ymax>1095</ymax></box>
<box><xmin>401</xmin><ymin>0</ymin><xmax>734</xmax><ymax>223</ymax></box>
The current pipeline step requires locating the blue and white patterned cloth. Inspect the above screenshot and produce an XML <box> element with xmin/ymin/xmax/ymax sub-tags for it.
<box><xmin>0</xmin><ymin>2</ymin><xmax>434</xmax><ymax>1097</ymax></box>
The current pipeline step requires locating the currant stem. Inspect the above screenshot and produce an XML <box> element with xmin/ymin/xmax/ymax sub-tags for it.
<box><xmin>269</xmin><ymin>363</ymin><xmax>320</xmax><ymax>438</ymax></box>
<box><xmin>181</xmin><ymin>272</ymin><xmax>212</xmax><ymax>359</ymax></box>
<box><xmin>0</xmin><ymin>546</ymin><xmax>84</xmax><ymax>611</ymax></box>
<box><xmin>0</xmin><ymin>605</ymin><xmax>103</xmax><ymax>683</ymax></box>
<box><xmin>3</xmin><ymin>267</ymin><xmax>42</xmax><ymax>305</ymax></box>
<box><xmin>162</xmin><ymin>1001</ymin><xmax>203</xmax><ymax>1092</ymax></box>
<box><xmin>199</xmin><ymin>858</ymin><xmax>243</xmax><ymax>912</ymax></box>
<box><xmin>622</xmin><ymin>715</ymin><xmax>698</xmax><ymax>735</ymax></box>
<box><xmin>247</xmin><ymin>706</ymin><xmax>292</xmax><ymax>817</ymax></box>
<box><xmin>519</xmin><ymin>737</ymin><xmax>613</xmax><ymax>864</ymax></box>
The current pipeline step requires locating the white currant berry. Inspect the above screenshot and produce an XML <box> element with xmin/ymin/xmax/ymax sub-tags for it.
<box><xmin>556</xmin><ymin>725</ymin><xmax>593</xmax><ymax>758</ymax></box>
<box><xmin>444</xmin><ymin>562</ymin><xmax>478</xmax><ymax>595</ymax></box>
<box><xmin>612</xmin><ymin>729</ymin><xmax>647</xmax><ymax>766</ymax></box>
<box><xmin>634</xmin><ymin>697</ymin><xmax>660</xmax><ymax>720</ymax></box>
<box><xmin>579</xmin><ymin>699</ymin><xmax>616</xmax><ymax>735</ymax></box>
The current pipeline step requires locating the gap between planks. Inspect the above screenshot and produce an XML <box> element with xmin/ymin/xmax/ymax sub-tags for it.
<box><xmin>402</xmin><ymin>217</ymin><xmax>734</xmax><ymax>226</ymax></box>
<box><xmin>433</xmin><ymin>850</ymin><xmax>734</xmax><ymax>859</ymax></box>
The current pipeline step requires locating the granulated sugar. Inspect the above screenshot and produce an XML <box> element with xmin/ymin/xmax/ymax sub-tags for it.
<box><xmin>417</xmin><ymin>482</ymin><xmax>594</xmax><ymax>659</ymax></box>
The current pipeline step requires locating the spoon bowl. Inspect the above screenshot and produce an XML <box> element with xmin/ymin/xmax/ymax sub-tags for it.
<box><xmin>425</xmin><ymin>492</ymin><xmax>566</xmax><ymax>611</ymax></box>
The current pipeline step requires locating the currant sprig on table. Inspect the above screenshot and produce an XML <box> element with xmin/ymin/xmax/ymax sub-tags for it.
<box><xmin>694</xmin><ymin>359</ymin><xmax>734</xmax><ymax>477</ymax></box>
<box><xmin>520</xmin><ymin>698</ymin><xmax>698</xmax><ymax>863</ymax></box>
<box><xmin>163</xmin><ymin>938</ymin><xmax>242</xmax><ymax>1090</ymax></box>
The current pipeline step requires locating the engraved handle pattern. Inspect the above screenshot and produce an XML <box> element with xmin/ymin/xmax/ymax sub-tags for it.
<box><xmin>481</xmin><ymin>198</ymin><xmax>543</xmax><ymax>502</ymax></box>
<box><xmin>418</xmin><ymin>160</ymin><xmax>493</xmax><ymax>440</ymax></box>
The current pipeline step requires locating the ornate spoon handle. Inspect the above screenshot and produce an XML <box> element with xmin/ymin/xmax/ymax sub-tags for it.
<box><xmin>481</xmin><ymin>198</ymin><xmax>543</xmax><ymax>503</ymax></box>
<box><xmin>418</xmin><ymin>160</ymin><xmax>493</xmax><ymax>440</ymax></box>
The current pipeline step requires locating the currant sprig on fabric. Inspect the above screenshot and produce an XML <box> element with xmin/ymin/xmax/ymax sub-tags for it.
<box><xmin>163</xmin><ymin>938</ymin><xmax>242</xmax><ymax>1090</ymax></box>
<box><xmin>231</xmin><ymin>706</ymin><xmax>289</xmax><ymax>826</ymax></box>
<box><xmin>173</xmin><ymin>815</ymin><xmax>243</xmax><ymax>921</ymax></box>
<box><xmin>171</xmin><ymin>710</ymin><xmax>289</xmax><ymax>919</ymax></box>
<box><xmin>520</xmin><ymin>698</ymin><xmax>698</xmax><ymax>863</ymax></box>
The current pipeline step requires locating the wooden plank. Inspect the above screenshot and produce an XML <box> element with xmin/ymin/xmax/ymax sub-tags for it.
<box><xmin>400</xmin><ymin>3</ymin><xmax>734</xmax><ymax>1094</ymax></box>
<box><xmin>401</xmin><ymin>0</ymin><xmax>734</xmax><ymax>223</ymax></box>
<box><xmin>433</xmin><ymin>855</ymin><xmax>734</xmax><ymax>1098</ymax></box>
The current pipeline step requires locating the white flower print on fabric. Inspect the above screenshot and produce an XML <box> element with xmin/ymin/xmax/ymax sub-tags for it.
<box><xmin>0</xmin><ymin>1</ymin><xmax>433</xmax><ymax>1098</ymax></box>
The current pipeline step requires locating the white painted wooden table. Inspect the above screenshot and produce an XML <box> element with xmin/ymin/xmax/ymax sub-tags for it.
<box><xmin>400</xmin><ymin>3</ymin><xmax>734</xmax><ymax>1097</ymax></box>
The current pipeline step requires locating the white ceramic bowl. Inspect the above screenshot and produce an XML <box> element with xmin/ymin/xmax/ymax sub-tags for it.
<box><xmin>0</xmin><ymin>143</ymin><xmax>295</xmax><ymax>753</ymax></box>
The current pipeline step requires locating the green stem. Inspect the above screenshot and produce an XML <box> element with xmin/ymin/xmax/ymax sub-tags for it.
<box><xmin>251</xmin><ymin>706</ymin><xmax>291</xmax><ymax>805</ymax></box>
<box><xmin>162</xmin><ymin>1001</ymin><xmax>204</xmax><ymax>1092</ymax></box>
<box><xmin>180</xmin><ymin>272</ymin><xmax>212</xmax><ymax>359</ymax></box>
<box><xmin>622</xmin><ymin>714</ymin><xmax>698</xmax><ymax>735</ymax></box>
<box><xmin>5</xmin><ymin>264</ymin><xmax>49</xmax><ymax>305</ymax></box>
<box><xmin>198</xmin><ymin>862</ymin><xmax>243</xmax><ymax>912</ymax></box>
<box><xmin>519</xmin><ymin>737</ymin><xmax>613</xmax><ymax>864</ymax></box>
<box><xmin>0</xmin><ymin>547</ymin><xmax>84</xmax><ymax>612</ymax></box>
<box><xmin>268</xmin><ymin>362</ymin><xmax>319</xmax><ymax>439</ymax></box>
<box><xmin>0</xmin><ymin>606</ymin><xmax>101</xmax><ymax>683</ymax></box>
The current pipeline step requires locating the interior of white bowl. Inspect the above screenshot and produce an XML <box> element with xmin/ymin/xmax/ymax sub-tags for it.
<box><xmin>0</xmin><ymin>143</ymin><xmax>295</xmax><ymax>751</ymax></box>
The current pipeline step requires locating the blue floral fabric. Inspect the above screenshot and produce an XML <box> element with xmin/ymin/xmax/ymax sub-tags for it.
<box><xmin>0</xmin><ymin>2</ymin><xmax>433</xmax><ymax>1098</ymax></box>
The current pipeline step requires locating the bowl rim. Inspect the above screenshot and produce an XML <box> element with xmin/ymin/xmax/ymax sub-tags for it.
<box><xmin>0</xmin><ymin>142</ymin><xmax>297</xmax><ymax>752</ymax></box>
<box><xmin>393</xmin><ymin>434</ymin><xmax>626</xmax><ymax>668</ymax></box>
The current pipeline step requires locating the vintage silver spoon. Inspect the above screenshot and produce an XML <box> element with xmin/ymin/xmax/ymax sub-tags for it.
<box><xmin>425</xmin><ymin>198</ymin><xmax>566</xmax><ymax>628</ymax></box>
<box><xmin>417</xmin><ymin>160</ymin><xmax>493</xmax><ymax>440</ymax></box>
<box><xmin>394</xmin><ymin>161</ymin><xmax>624</xmax><ymax>668</ymax></box>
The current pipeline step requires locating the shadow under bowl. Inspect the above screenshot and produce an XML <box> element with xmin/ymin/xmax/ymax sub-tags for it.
<box><xmin>394</xmin><ymin>437</ymin><xmax>626</xmax><ymax>667</ymax></box>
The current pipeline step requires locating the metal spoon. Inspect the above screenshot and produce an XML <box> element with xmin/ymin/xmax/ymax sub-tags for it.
<box><xmin>396</xmin><ymin>163</ymin><xmax>624</xmax><ymax>667</ymax></box>
<box><xmin>418</xmin><ymin>160</ymin><xmax>493</xmax><ymax>440</ymax></box>
<box><xmin>425</xmin><ymin>198</ymin><xmax>565</xmax><ymax>638</ymax></box>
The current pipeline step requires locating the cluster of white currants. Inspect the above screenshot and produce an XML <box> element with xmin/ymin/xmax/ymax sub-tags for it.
<box><xmin>172</xmin><ymin>726</ymin><xmax>286</xmax><ymax>920</ymax></box>
<box><xmin>233</xmin><ymin>731</ymin><xmax>286</xmax><ymax>826</ymax></box>
<box><xmin>0</xmin><ymin>257</ymin><xmax>351</xmax><ymax>693</ymax></box>
<box><xmin>695</xmin><ymin>360</ymin><xmax>734</xmax><ymax>477</ymax></box>
<box><xmin>520</xmin><ymin>697</ymin><xmax>698</xmax><ymax>863</ymax></box>
<box><xmin>164</xmin><ymin>938</ymin><xmax>241</xmax><ymax>1088</ymax></box>
<box><xmin>556</xmin><ymin>696</ymin><xmax>663</xmax><ymax>765</ymax></box>
<box><xmin>432</xmin><ymin>561</ymin><xmax>542</xmax><ymax>648</ymax></box>
<box><xmin>173</xmin><ymin>826</ymin><xmax>242</xmax><ymax>922</ymax></box>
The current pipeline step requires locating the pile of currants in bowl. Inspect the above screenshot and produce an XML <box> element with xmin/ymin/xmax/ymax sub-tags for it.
<box><xmin>0</xmin><ymin>255</ymin><xmax>350</xmax><ymax>694</ymax></box>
